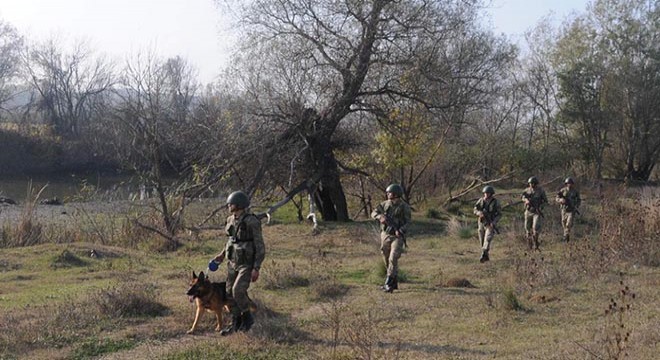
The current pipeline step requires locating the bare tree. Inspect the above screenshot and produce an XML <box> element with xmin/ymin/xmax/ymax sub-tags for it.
<box><xmin>22</xmin><ymin>38</ymin><xmax>115</xmax><ymax>138</ymax></box>
<box><xmin>518</xmin><ymin>19</ymin><xmax>570</xmax><ymax>170</ymax></box>
<box><xmin>109</xmin><ymin>52</ymin><xmax>199</xmax><ymax>244</ymax></box>
<box><xmin>0</xmin><ymin>20</ymin><xmax>23</xmax><ymax>114</ymax></box>
<box><xmin>218</xmin><ymin>0</ymin><xmax>515</xmax><ymax>220</ymax></box>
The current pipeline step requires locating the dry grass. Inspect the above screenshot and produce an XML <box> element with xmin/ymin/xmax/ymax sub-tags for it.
<box><xmin>0</xmin><ymin>186</ymin><xmax>658</xmax><ymax>359</ymax></box>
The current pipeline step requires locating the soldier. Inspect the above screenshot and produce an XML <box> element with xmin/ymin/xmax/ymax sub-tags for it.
<box><xmin>555</xmin><ymin>177</ymin><xmax>581</xmax><ymax>242</ymax></box>
<box><xmin>522</xmin><ymin>176</ymin><xmax>548</xmax><ymax>250</ymax></box>
<box><xmin>473</xmin><ymin>185</ymin><xmax>501</xmax><ymax>263</ymax></box>
<box><xmin>213</xmin><ymin>190</ymin><xmax>266</xmax><ymax>335</ymax></box>
<box><xmin>371</xmin><ymin>184</ymin><xmax>411</xmax><ymax>293</ymax></box>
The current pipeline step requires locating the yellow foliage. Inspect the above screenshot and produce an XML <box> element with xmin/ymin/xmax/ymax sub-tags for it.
<box><xmin>370</xmin><ymin>106</ymin><xmax>436</xmax><ymax>172</ymax></box>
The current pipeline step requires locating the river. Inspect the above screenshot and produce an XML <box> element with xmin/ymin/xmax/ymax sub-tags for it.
<box><xmin>0</xmin><ymin>172</ymin><xmax>145</xmax><ymax>203</ymax></box>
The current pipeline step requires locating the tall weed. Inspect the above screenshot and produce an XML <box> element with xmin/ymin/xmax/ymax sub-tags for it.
<box><xmin>573</xmin><ymin>273</ymin><xmax>636</xmax><ymax>360</ymax></box>
<box><xmin>12</xmin><ymin>184</ymin><xmax>47</xmax><ymax>247</ymax></box>
<box><xmin>595</xmin><ymin>187</ymin><xmax>659</xmax><ymax>267</ymax></box>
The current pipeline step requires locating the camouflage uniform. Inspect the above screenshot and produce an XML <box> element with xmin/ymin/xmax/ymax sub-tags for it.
<box><xmin>473</xmin><ymin>193</ymin><xmax>501</xmax><ymax>262</ymax></box>
<box><xmin>522</xmin><ymin>185</ymin><xmax>548</xmax><ymax>249</ymax></box>
<box><xmin>214</xmin><ymin>190</ymin><xmax>263</xmax><ymax>336</ymax></box>
<box><xmin>222</xmin><ymin>212</ymin><xmax>265</xmax><ymax>313</ymax></box>
<box><xmin>555</xmin><ymin>186</ymin><xmax>581</xmax><ymax>242</ymax></box>
<box><xmin>371</xmin><ymin>198</ymin><xmax>411</xmax><ymax>291</ymax></box>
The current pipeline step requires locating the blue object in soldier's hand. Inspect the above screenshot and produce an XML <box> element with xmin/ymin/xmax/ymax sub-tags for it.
<box><xmin>208</xmin><ymin>259</ymin><xmax>219</xmax><ymax>272</ymax></box>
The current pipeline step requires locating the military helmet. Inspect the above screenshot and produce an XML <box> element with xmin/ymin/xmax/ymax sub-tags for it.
<box><xmin>226</xmin><ymin>190</ymin><xmax>250</xmax><ymax>209</ymax></box>
<box><xmin>527</xmin><ymin>176</ymin><xmax>539</xmax><ymax>185</ymax></box>
<box><xmin>564</xmin><ymin>177</ymin><xmax>575</xmax><ymax>184</ymax></box>
<box><xmin>385</xmin><ymin>184</ymin><xmax>404</xmax><ymax>197</ymax></box>
<box><xmin>482</xmin><ymin>185</ymin><xmax>495</xmax><ymax>194</ymax></box>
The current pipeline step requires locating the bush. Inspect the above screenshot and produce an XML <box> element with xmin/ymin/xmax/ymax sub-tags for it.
<box><xmin>502</xmin><ymin>289</ymin><xmax>524</xmax><ymax>311</ymax></box>
<box><xmin>446</xmin><ymin>216</ymin><xmax>473</xmax><ymax>239</ymax></box>
<box><xmin>261</xmin><ymin>260</ymin><xmax>311</xmax><ymax>290</ymax></box>
<box><xmin>426</xmin><ymin>208</ymin><xmax>442</xmax><ymax>219</ymax></box>
<box><xmin>92</xmin><ymin>283</ymin><xmax>170</xmax><ymax>318</ymax></box>
<box><xmin>374</xmin><ymin>261</ymin><xmax>408</xmax><ymax>283</ymax></box>
<box><xmin>51</xmin><ymin>249</ymin><xmax>88</xmax><ymax>268</ymax></box>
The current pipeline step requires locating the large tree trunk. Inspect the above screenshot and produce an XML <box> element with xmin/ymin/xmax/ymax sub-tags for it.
<box><xmin>315</xmin><ymin>165</ymin><xmax>349</xmax><ymax>221</ymax></box>
<box><xmin>308</xmin><ymin>133</ymin><xmax>350</xmax><ymax>221</ymax></box>
<box><xmin>626</xmin><ymin>163</ymin><xmax>655</xmax><ymax>182</ymax></box>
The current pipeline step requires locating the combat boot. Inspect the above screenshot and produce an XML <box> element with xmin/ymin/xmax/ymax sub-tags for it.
<box><xmin>479</xmin><ymin>249</ymin><xmax>489</xmax><ymax>263</ymax></box>
<box><xmin>239</xmin><ymin>310</ymin><xmax>255</xmax><ymax>332</ymax></box>
<box><xmin>526</xmin><ymin>234</ymin><xmax>534</xmax><ymax>250</ymax></box>
<box><xmin>380</xmin><ymin>276</ymin><xmax>389</xmax><ymax>290</ymax></box>
<box><xmin>564</xmin><ymin>234</ymin><xmax>570</xmax><ymax>242</ymax></box>
<box><xmin>220</xmin><ymin>308</ymin><xmax>242</xmax><ymax>336</ymax></box>
<box><xmin>391</xmin><ymin>276</ymin><xmax>398</xmax><ymax>290</ymax></box>
<box><xmin>533</xmin><ymin>234</ymin><xmax>540</xmax><ymax>250</ymax></box>
<box><xmin>382</xmin><ymin>276</ymin><xmax>395</xmax><ymax>293</ymax></box>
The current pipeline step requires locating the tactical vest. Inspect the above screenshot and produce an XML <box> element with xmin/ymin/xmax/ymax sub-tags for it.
<box><xmin>558</xmin><ymin>188</ymin><xmax>579</xmax><ymax>212</ymax></box>
<box><xmin>381</xmin><ymin>200</ymin><xmax>407</xmax><ymax>234</ymax></box>
<box><xmin>477</xmin><ymin>197</ymin><xmax>499</xmax><ymax>218</ymax></box>
<box><xmin>523</xmin><ymin>188</ymin><xmax>545</xmax><ymax>212</ymax></box>
<box><xmin>226</xmin><ymin>213</ymin><xmax>258</xmax><ymax>266</ymax></box>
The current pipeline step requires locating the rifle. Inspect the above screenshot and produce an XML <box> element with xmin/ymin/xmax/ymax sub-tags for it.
<box><xmin>557</xmin><ymin>191</ymin><xmax>580</xmax><ymax>215</ymax></box>
<box><xmin>382</xmin><ymin>213</ymin><xmax>408</xmax><ymax>248</ymax></box>
<box><xmin>522</xmin><ymin>192</ymin><xmax>544</xmax><ymax>217</ymax></box>
<box><xmin>482</xmin><ymin>213</ymin><xmax>500</xmax><ymax>234</ymax></box>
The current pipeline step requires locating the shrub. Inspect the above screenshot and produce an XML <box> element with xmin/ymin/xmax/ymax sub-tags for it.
<box><xmin>446</xmin><ymin>216</ymin><xmax>472</xmax><ymax>239</ymax></box>
<box><xmin>425</xmin><ymin>208</ymin><xmax>441</xmax><ymax>219</ymax></box>
<box><xmin>374</xmin><ymin>261</ymin><xmax>408</xmax><ymax>283</ymax></box>
<box><xmin>92</xmin><ymin>283</ymin><xmax>169</xmax><ymax>318</ymax></box>
<box><xmin>576</xmin><ymin>187</ymin><xmax>660</xmax><ymax>270</ymax></box>
<box><xmin>574</xmin><ymin>273</ymin><xmax>637</xmax><ymax>360</ymax></box>
<box><xmin>51</xmin><ymin>249</ymin><xmax>88</xmax><ymax>268</ymax></box>
<box><xmin>502</xmin><ymin>289</ymin><xmax>524</xmax><ymax>311</ymax></box>
<box><xmin>261</xmin><ymin>260</ymin><xmax>311</xmax><ymax>290</ymax></box>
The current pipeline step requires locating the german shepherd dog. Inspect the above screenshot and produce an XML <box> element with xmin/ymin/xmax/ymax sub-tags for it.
<box><xmin>186</xmin><ymin>271</ymin><xmax>233</xmax><ymax>334</ymax></box>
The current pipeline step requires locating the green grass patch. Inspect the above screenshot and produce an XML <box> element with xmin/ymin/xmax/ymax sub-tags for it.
<box><xmin>458</xmin><ymin>226</ymin><xmax>473</xmax><ymax>239</ymax></box>
<box><xmin>372</xmin><ymin>262</ymin><xmax>409</xmax><ymax>284</ymax></box>
<box><xmin>255</xmin><ymin>200</ymin><xmax>303</xmax><ymax>224</ymax></box>
<box><xmin>2</xmin><ymin>189</ymin><xmax>659</xmax><ymax>360</ymax></box>
<box><xmin>339</xmin><ymin>268</ymin><xmax>370</xmax><ymax>282</ymax></box>
<box><xmin>163</xmin><ymin>344</ymin><xmax>302</xmax><ymax>360</ymax></box>
<box><xmin>426</xmin><ymin>208</ymin><xmax>442</xmax><ymax>219</ymax></box>
<box><xmin>70</xmin><ymin>337</ymin><xmax>137</xmax><ymax>360</ymax></box>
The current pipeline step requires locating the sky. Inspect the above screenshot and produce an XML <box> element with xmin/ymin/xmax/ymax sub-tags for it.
<box><xmin>0</xmin><ymin>0</ymin><xmax>591</xmax><ymax>84</ymax></box>
<box><xmin>487</xmin><ymin>0</ymin><xmax>590</xmax><ymax>38</ymax></box>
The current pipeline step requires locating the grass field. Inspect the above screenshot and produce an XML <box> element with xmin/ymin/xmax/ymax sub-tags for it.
<box><xmin>0</xmin><ymin>188</ymin><xmax>658</xmax><ymax>359</ymax></box>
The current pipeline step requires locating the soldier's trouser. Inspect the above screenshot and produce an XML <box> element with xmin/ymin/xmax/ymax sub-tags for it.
<box><xmin>478</xmin><ymin>222</ymin><xmax>495</xmax><ymax>251</ymax></box>
<box><xmin>380</xmin><ymin>232</ymin><xmax>404</xmax><ymax>278</ymax></box>
<box><xmin>524</xmin><ymin>210</ymin><xmax>543</xmax><ymax>236</ymax></box>
<box><xmin>226</xmin><ymin>263</ymin><xmax>252</xmax><ymax>313</ymax></box>
<box><xmin>561</xmin><ymin>210</ymin><xmax>575</xmax><ymax>236</ymax></box>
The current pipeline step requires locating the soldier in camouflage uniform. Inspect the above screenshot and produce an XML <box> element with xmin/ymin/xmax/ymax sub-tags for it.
<box><xmin>555</xmin><ymin>177</ymin><xmax>581</xmax><ymax>242</ymax></box>
<box><xmin>473</xmin><ymin>186</ymin><xmax>502</xmax><ymax>263</ymax></box>
<box><xmin>522</xmin><ymin>176</ymin><xmax>548</xmax><ymax>250</ymax></box>
<box><xmin>213</xmin><ymin>191</ymin><xmax>265</xmax><ymax>335</ymax></box>
<box><xmin>371</xmin><ymin>184</ymin><xmax>411</xmax><ymax>293</ymax></box>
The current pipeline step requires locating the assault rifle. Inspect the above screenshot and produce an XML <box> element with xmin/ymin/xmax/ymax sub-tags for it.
<box><xmin>557</xmin><ymin>191</ymin><xmax>580</xmax><ymax>215</ymax></box>
<box><xmin>522</xmin><ymin>192</ymin><xmax>544</xmax><ymax>217</ymax></box>
<box><xmin>382</xmin><ymin>213</ymin><xmax>408</xmax><ymax>248</ymax></box>
<box><xmin>482</xmin><ymin>213</ymin><xmax>500</xmax><ymax>234</ymax></box>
